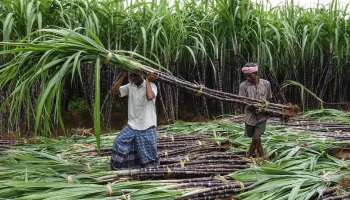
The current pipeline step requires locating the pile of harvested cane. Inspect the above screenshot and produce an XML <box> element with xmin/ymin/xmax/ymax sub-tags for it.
<box><xmin>321</xmin><ymin>188</ymin><xmax>350</xmax><ymax>200</ymax></box>
<box><xmin>89</xmin><ymin>132</ymin><xmax>250</xmax><ymax>182</ymax></box>
<box><xmin>81</xmin><ymin>132</ymin><xmax>250</xmax><ymax>200</ymax></box>
<box><xmin>83</xmin><ymin>132</ymin><xmax>252</xmax><ymax>200</ymax></box>
<box><xmin>0</xmin><ymin>140</ymin><xmax>18</xmax><ymax>153</ymax></box>
<box><xmin>227</xmin><ymin>114</ymin><xmax>350</xmax><ymax>141</ymax></box>
<box><xmin>1</xmin><ymin>118</ymin><xmax>349</xmax><ymax>200</ymax></box>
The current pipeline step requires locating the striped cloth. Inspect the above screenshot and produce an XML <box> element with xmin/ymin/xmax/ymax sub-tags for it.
<box><xmin>111</xmin><ymin>125</ymin><xmax>159</xmax><ymax>170</ymax></box>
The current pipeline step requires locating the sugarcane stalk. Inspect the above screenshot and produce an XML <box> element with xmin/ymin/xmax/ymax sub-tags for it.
<box><xmin>163</xmin><ymin>162</ymin><xmax>249</xmax><ymax>169</ymax></box>
<box><xmin>134</xmin><ymin>171</ymin><xmax>238</xmax><ymax>179</ymax></box>
<box><xmin>323</xmin><ymin>193</ymin><xmax>350</xmax><ymax>200</ymax></box>
<box><xmin>176</xmin><ymin>164</ymin><xmax>249</xmax><ymax>169</ymax></box>
<box><xmin>180</xmin><ymin>177</ymin><xmax>224</xmax><ymax>183</ymax></box>
<box><xmin>147</xmin><ymin>70</ymin><xmax>298</xmax><ymax>118</ymax></box>
<box><xmin>195</xmin><ymin>154</ymin><xmax>245</xmax><ymax>160</ymax></box>
<box><xmin>181</xmin><ymin>193</ymin><xmax>237</xmax><ymax>200</ymax></box>
<box><xmin>159</xmin><ymin>146</ymin><xmax>228</xmax><ymax>157</ymax></box>
<box><xmin>178</xmin><ymin>183</ymin><xmax>252</xmax><ymax>200</ymax></box>
<box><xmin>176</xmin><ymin>181</ymin><xmax>229</xmax><ymax>188</ymax></box>
<box><xmin>181</xmin><ymin>160</ymin><xmax>249</xmax><ymax>165</ymax></box>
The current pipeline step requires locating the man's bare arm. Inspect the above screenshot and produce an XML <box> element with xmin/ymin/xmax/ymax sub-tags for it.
<box><xmin>146</xmin><ymin>73</ymin><xmax>157</xmax><ymax>100</ymax></box>
<box><xmin>112</xmin><ymin>72</ymin><xmax>128</xmax><ymax>95</ymax></box>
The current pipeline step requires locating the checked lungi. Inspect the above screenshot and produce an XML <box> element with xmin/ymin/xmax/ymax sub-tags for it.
<box><xmin>111</xmin><ymin>125</ymin><xmax>159</xmax><ymax>170</ymax></box>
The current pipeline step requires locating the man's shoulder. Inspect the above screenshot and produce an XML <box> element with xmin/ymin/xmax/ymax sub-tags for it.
<box><xmin>260</xmin><ymin>79</ymin><xmax>271</xmax><ymax>85</ymax></box>
<box><xmin>239</xmin><ymin>80</ymin><xmax>248</xmax><ymax>87</ymax></box>
<box><xmin>150</xmin><ymin>82</ymin><xmax>157</xmax><ymax>88</ymax></box>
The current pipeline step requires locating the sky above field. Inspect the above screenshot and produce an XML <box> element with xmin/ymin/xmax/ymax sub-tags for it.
<box><xmin>264</xmin><ymin>0</ymin><xmax>348</xmax><ymax>8</ymax></box>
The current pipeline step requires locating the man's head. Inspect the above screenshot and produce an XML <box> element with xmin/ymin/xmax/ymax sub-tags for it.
<box><xmin>129</xmin><ymin>72</ymin><xmax>144</xmax><ymax>87</ymax></box>
<box><xmin>242</xmin><ymin>63</ymin><xmax>259</xmax><ymax>84</ymax></box>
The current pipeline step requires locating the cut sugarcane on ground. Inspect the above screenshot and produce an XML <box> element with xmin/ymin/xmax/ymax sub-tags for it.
<box><xmin>1</xmin><ymin>109</ymin><xmax>350</xmax><ymax>200</ymax></box>
<box><xmin>227</xmin><ymin>109</ymin><xmax>350</xmax><ymax>141</ymax></box>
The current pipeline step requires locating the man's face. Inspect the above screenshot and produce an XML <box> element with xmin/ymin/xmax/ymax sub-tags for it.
<box><xmin>129</xmin><ymin>73</ymin><xmax>144</xmax><ymax>86</ymax></box>
<box><xmin>244</xmin><ymin>72</ymin><xmax>258</xmax><ymax>83</ymax></box>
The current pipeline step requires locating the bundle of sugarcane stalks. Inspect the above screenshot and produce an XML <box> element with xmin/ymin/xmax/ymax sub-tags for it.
<box><xmin>131</xmin><ymin>66</ymin><xmax>299</xmax><ymax>118</ymax></box>
<box><xmin>102</xmin><ymin>54</ymin><xmax>299</xmax><ymax>118</ymax></box>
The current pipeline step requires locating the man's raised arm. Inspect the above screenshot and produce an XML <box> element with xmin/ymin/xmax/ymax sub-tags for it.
<box><xmin>112</xmin><ymin>72</ymin><xmax>128</xmax><ymax>96</ymax></box>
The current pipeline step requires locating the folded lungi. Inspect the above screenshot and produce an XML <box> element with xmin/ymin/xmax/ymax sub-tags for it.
<box><xmin>111</xmin><ymin>125</ymin><xmax>159</xmax><ymax>169</ymax></box>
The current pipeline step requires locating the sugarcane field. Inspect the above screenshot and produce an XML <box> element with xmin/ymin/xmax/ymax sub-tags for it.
<box><xmin>1</xmin><ymin>0</ymin><xmax>350</xmax><ymax>199</ymax></box>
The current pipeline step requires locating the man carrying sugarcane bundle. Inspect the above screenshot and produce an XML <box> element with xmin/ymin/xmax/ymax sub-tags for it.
<box><xmin>110</xmin><ymin>71</ymin><xmax>159</xmax><ymax>170</ymax></box>
<box><xmin>239</xmin><ymin>63</ymin><xmax>272</xmax><ymax>158</ymax></box>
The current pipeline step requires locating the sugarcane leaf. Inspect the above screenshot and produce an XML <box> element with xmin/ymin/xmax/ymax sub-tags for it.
<box><xmin>288</xmin><ymin>180</ymin><xmax>305</xmax><ymax>200</ymax></box>
<box><xmin>34</xmin><ymin>53</ymin><xmax>76</xmax><ymax>133</ymax></box>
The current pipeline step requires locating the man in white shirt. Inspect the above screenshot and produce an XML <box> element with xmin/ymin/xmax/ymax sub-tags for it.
<box><xmin>110</xmin><ymin>71</ymin><xmax>159</xmax><ymax>169</ymax></box>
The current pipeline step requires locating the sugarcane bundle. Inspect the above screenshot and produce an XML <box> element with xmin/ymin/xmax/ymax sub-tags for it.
<box><xmin>144</xmin><ymin>70</ymin><xmax>299</xmax><ymax>118</ymax></box>
<box><xmin>102</xmin><ymin>54</ymin><xmax>299</xmax><ymax>118</ymax></box>
<box><xmin>101</xmin><ymin>58</ymin><xmax>299</xmax><ymax>117</ymax></box>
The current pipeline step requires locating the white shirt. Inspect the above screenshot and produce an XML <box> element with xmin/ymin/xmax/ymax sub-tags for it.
<box><xmin>119</xmin><ymin>80</ymin><xmax>157</xmax><ymax>130</ymax></box>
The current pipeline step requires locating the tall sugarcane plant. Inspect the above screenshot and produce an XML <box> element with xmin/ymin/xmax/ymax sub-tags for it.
<box><xmin>0</xmin><ymin>0</ymin><xmax>349</xmax><ymax>137</ymax></box>
<box><xmin>0</xmin><ymin>0</ymin><xmax>349</xmax><ymax>113</ymax></box>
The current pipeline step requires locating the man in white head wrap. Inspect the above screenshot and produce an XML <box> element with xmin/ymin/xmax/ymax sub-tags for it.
<box><xmin>239</xmin><ymin>63</ymin><xmax>272</xmax><ymax>158</ymax></box>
